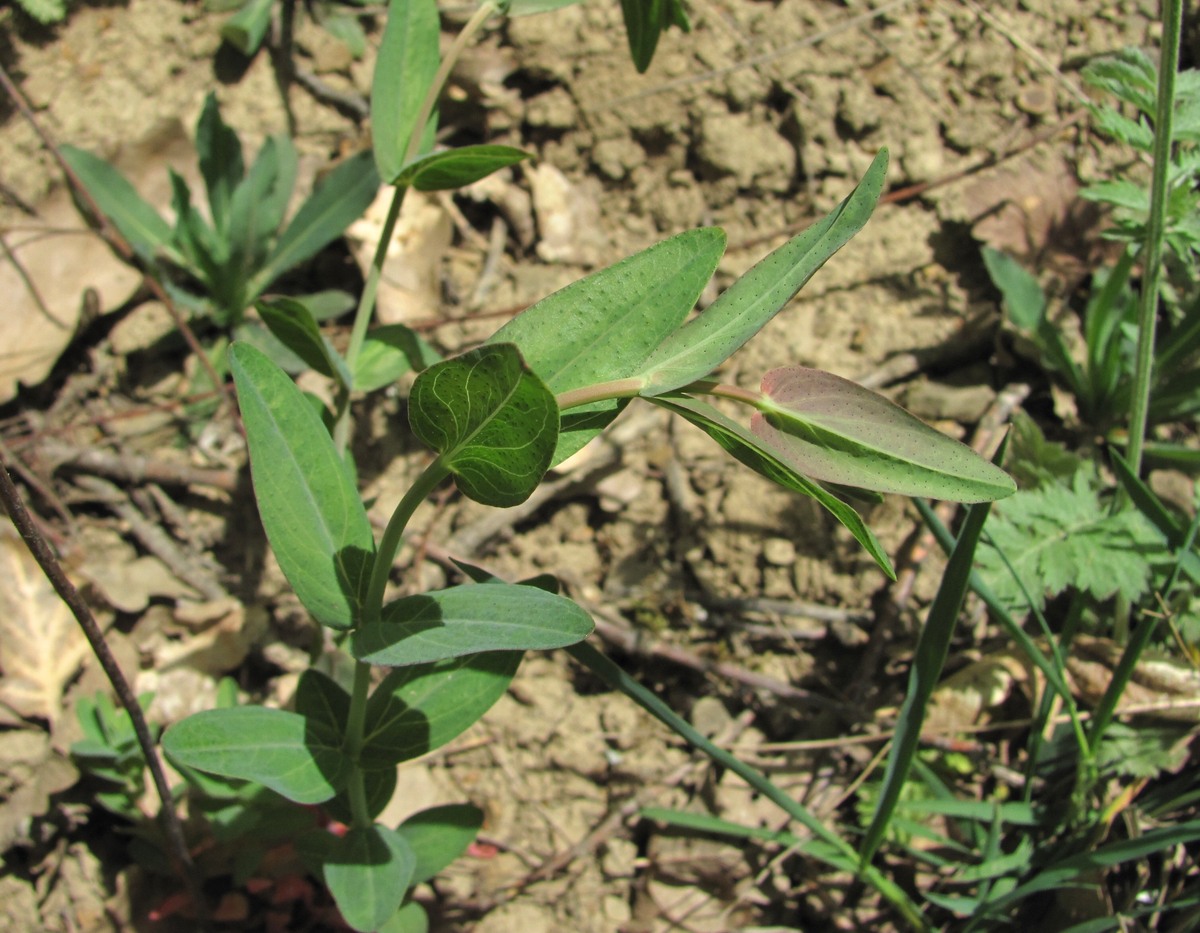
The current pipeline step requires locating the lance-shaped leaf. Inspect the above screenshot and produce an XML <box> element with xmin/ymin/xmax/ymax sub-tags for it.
<box><xmin>323</xmin><ymin>824</ymin><xmax>415</xmax><ymax>933</ymax></box>
<box><xmin>162</xmin><ymin>707</ymin><xmax>348</xmax><ymax>804</ymax></box>
<box><xmin>372</xmin><ymin>0</ymin><xmax>441</xmax><ymax>183</ymax></box>
<box><xmin>409</xmin><ymin>344</ymin><xmax>558</xmax><ymax>507</ymax></box>
<box><xmin>252</xmin><ymin>150</ymin><xmax>380</xmax><ymax>297</ymax></box>
<box><xmin>752</xmin><ymin>366</ymin><xmax>1016</xmax><ymax>502</ymax></box>
<box><xmin>257</xmin><ymin>298</ymin><xmax>351</xmax><ymax>389</ymax></box>
<box><xmin>352</xmin><ymin>584</ymin><xmax>593</xmax><ymax>667</ymax></box>
<box><xmin>353</xmin><ymin>324</ymin><xmax>442</xmax><ymax>393</ymax></box>
<box><xmin>637</xmin><ymin>150</ymin><xmax>887</xmax><ymax>396</ymax></box>
<box><xmin>231</xmin><ymin>342</ymin><xmax>376</xmax><ymax>628</ymax></box>
<box><xmin>60</xmin><ymin>145</ymin><xmax>181</xmax><ymax>264</ymax></box>
<box><xmin>488</xmin><ymin>227</ymin><xmax>725</xmax><ymax>463</ymax></box>
<box><xmin>649</xmin><ymin>394</ymin><xmax>895</xmax><ymax>578</ymax></box>
<box><xmin>195</xmin><ymin>93</ymin><xmax>245</xmax><ymax>235</ymax></box>
<box><xmin>396</xmin><ymin>145</ymin><xmax>531</xmax><ymax>191</ymax></box>
<box><xmin>360</xmin><ymin>651</ymin><xmax>521</xmax><ymax>768</ymax></box>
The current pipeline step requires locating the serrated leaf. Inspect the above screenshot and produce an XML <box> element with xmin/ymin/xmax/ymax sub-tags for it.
<box><xmin>323</xmin><ymin>824</ymin><xmax>415</xmax><ymax>932</ymax></box>
<box><xmin>253</xmin><ymin>150</ymin><xmax>380</xmax><ymax>296</ymax></box>
<box><xmin>257</xmin><ymin>297</ymin><xmax>350</xmax><ymax>388</ymax></box>
<box><xmin>488</xmin><ymin>227</ymin><xmax>726</xmax><ymax>463</ymax></box>
<box><xmin>637</xmin><ymin>150</ymin><xmax>887</xmax><ymax>396</ymax></box>
<box><xmin>60</xmin><ymin>145</ymin><xmax>179</xmax><ymax>263</ymax></box>
<box><xmin>352</xmin><ymin>584</ymin><xmax>592</xmax><ymax>666</ymax></box>
<box><xmin>372</xmin><ymin>0</ymin><xmax>441</xmax><ymax>183</ymax></box>
<box><xmin>360</xmin><ymin>651</ymin><xmax>521</xmax><ymax>768</ymax></box>
<box><xmin>230</xmin><ymin>342</ymin><xmax>376</xmax><ymax>628</ymax></box>
<box><xmin>353</xmin><ymin>324</ymin><xmax>442</xmax><ymax>392</ymax></box>
<box><xmin>648</xmin><ymin>395</ymin><xmax>895</xmax><ymax>579</ymax></box>
<box><xmin>397</xmin><ymin>804</ymin><xmax>483</xmax><ymax>884</ymax></box>
<box><xmin>409</xmin><ymin>344</ymin><xmax>558</xmax><ymax>507</ymax></box>
<box><xmin>162</xmin><ymin>707</ymin><xmax>349</xmax><ymax>804</ymax></box>
<box><xmin>752</xmin><ymin>366</ymin><xmax>1016</xmax><ymax>502</ymax></box>
<box><xmin>977</xmin><ymin>469</ymin><xmax>1166</xmax><ymax>613</ymax></box>
<box><xmin>397</xmin><ymin>145</ymin><xmax>531</xmax><ymax>191</ymax></box>
<box><xmin>0</xmin><ymin>522</ymin><xmax>89</xmax><ymax>725</ymax></box>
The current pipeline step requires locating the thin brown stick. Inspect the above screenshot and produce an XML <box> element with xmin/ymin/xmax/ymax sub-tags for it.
<box><xmin>0</xmin><ymin>444</ymin><xmax>210</xmax><ymax>928</ymax></box>
<box><xmin>0</xmin><ymin>63</ymin><xmax>228</xmax><ymax>413</ymax></box>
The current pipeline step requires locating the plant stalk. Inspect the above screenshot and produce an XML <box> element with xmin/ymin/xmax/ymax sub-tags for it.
<box><xmin>1124</xmin><ymin>0</ymin><xmax>1183</xmax><ymax>477</ymax></box>
<box><xmin>342</xmin><ymin>659</ymin><xmax>374</xmax><ymax>827</ymax></box>
<box><xmin>0</xmin><ymin>446</ymin><xmax>210</xmax><ymax>928</ymax></box>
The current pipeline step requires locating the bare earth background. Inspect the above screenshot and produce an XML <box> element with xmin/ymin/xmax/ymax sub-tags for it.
<box><xmin>0</xmin><ymin>0</ymin><xmax>1171</xmax><ymax>930</ymax></box>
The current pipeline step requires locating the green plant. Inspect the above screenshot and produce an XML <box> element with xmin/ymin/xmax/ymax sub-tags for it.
<box><xmin>983</xmin><ymin>47</ymin><xmax>1200</xmax><ymax>453</ymax></box>
<box><xmin>60</xmin><ymin>92</ymin><xmax>378</xmax><ymax>334</ymax></box>
<box><xmin>134</xmin><ymin>1</ymin><xmax>1019</xmax><ymax>928</ymax></box>
<box><xmin>8</xmin><ymin>0</ymin><xmax>70</xmax><ymax>24</ymax></box>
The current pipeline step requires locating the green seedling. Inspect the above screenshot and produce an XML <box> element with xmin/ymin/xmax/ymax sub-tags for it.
<box><xmin>215</xmin><ymin>0</ymin><xmax>374</xmax><ymax>60</ymax></box>
<box><xmin>151</xmin><ymin>2</ymin><xmax>1019</xmax><ymax>929</ymax></box>
<box><xmin>61</xmin><ymin>92</ymin><xmax>378</xmax><ymax>332</ymax></box>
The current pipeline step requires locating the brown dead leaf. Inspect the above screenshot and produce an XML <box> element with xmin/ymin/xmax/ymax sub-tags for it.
<box><xmin>0</xmin><ymin>120</ymin><xmax>195</xmax><ymax>404</ymax></box>
<box><xmin>1067</xmin><ymin>635</ymin><xmax>1200</xmax><ymax>723</ymax></box>
<box><xmin>0</xmin><ymin>521</ymin><xmax>89</xmax><ymax>725</ymax></box>
<box><xmin>924</xmin><ymin>652</ymin><xmax>1033</xmax><ymax>735</ymax></box>
<box><xmin>0</xmin><ymin>729</ymin><xmax>79</xmax><ymax>851</ymax></box>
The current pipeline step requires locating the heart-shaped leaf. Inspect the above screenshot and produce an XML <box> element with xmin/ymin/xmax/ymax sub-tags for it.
<box><xmin>360</xmin><ymin>651</ymin><xmax>521</xmax><ymax>768</ymax></box>
<box><xmin>231</xmin><ymin>342</ymin><xmax>376</xmax><ymax>628</ymax></box>
<box><xmin>397</xmin><ymin>145</ymin><xmax>531</xmax><ymax>191</ymax></box>
<box><xmin>323</xmin><ymin>824</ymin><xmax>415</xmax><ymax>933</ymax></box>
<box><xmin>409</xmin><ymin>344</ymin><xmax>558</xmax><ymax>507</ymax></box>
<box><xmin>637</xmin><ymin>150</ymin><xmax>887</xmax><ymax>396</ymax></box>
<box><xmin>649</xmin><ymin>394</ymin><xmax>895</xmax><ymax>578</ymax></box>
<box><xmin>488</xmin><ymin>227</ymin><xmax>725</xmax><ymax>463</ymax></box>
<box><xmin>162</xmin><ymin>707</ymin><xmax>348</xmax><ymax>804</ymax></box>
<box><xmin>397</xmin><ymin>804</ymin><xmax>483</xmax><ymax>885</ymax></box>
<box><xmin>753</xmin><ymin>366</ymin><xmax>1016</xmax><ymax>502</ymax></box>
<box><xmin>352</xmin><ymin>584</ymin><xmax>592</xmax><ymax>667</ymax></box>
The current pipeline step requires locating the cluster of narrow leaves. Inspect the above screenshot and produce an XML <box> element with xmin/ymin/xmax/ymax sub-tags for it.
<box><xmin>62</xmin><ymin>93</ymin><xmax>378</xmax><ymax>330</ymax></box>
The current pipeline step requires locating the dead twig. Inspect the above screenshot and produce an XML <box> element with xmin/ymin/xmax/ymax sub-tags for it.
<box><xmin>39</xmin><ymin>439</ymin><xmax>239</xmax><ymax>493</ymax></box>
<box><xmin>0</xmin><ymin>442</ymin><xmax>210</xmax><ymax>928</ymax></box>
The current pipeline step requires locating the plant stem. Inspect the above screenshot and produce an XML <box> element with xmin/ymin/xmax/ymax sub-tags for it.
<box><xmin>555</xmin><ymin>377</ymin><xmax>764</xmax><ymax>412</ymax></box>
<box><xmin>0</xmin><ymin>446</ymin><xmax>210</xmax><ymax>928</ymax></box>
<box><xmin>1124</xmin><ymin>0</ymin><xmax>1183</xmax><ymax>477</ymax></box>
<box><xmin>363</xmin><ymin>455</ymin><xmax>452</xmax><ymax>626</ymax></box>
<box><xmin>342</xmin><ymin>659</ymin><xmax>374</xmax><ymax>827</ymax></box>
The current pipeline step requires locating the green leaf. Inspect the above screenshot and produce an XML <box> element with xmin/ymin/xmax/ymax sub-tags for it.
<box><xmin>162</xmin><ymin>707</ymin><xmax>348</xmax><ymax>804</ymax></box>
<box><xmin>503</xmin><ymin>0</ymin><xmax>581</xmax><ymax>14</ymax></box>
<box><xmin>372</xmin><ymin>0</ymin><xmax>441</xmax><ymax>183</ymax></box>
<box><xmin>60</xmin><ymin>145</ymin><xmax>178</xmax><ymax>263</ymax></box>
<box><xmin>293</xmin><ymin>670</ymin><xmax>350</xmax><ymax>733</ymax></box>
<box><xmin>319</xmin><ymin>13</ymin><xmax>368</xmax><ymax>58</ymax></box>
<box><xmin>325</xmin><ymin>767</ymin><xmax>398</xmax><ymax>824</ymax></box>
<box><xmin>409</xmin><ymin>344</ymin><xmax>559</xmax><ymax>507</ymax></box>
<box><xmin>353</xmin><ymin>324</ymin><xmax>442</xmax><ymax>392</ymax></box>
<box><xmin>360</xmin><ymin>651</ymin><xmax>521</xmax><ymax>768</ymax></box>
<box><xmin>254</xmin><ymin>150</ymin><xmax>380</xmax><ymax>296</ymax></box>
<box><xmin>488</xmin><ymin>227</ymin><xmax>726</xmax><ymax>463</ymax></box>
<box><xmin>323</xmin><ymin>824</ymin><xmax>415</xmax><ymax>933</ymax></box>
<box><xmin>981</xmin><ymin>247</ymin><xmax>1046</xmax><ymax>332</ymax></box>
<box><xmin>976</xmin><ymin>468</ymin><xmax>1165</xmax><ymax>614</ymax></box>
<box><xmin>195</xmin><ymin>93</ymin><xmax>245</xmax><ymax>234</ymax></box>
<box><xmin>858</xmin><ymin>480</ymin><xmax>997</xmax><ymax>865</ymax></box>
<box><xmin>619</xmin><ymin>0</ymin><xmax>690</xmax><ymax>73</ymax></box>
<box><xmin>649</xmin><ymin>394</ymin><xmax>894</xmax><ymax>578</ymax></box>
<box><xmin>397</xmin><ymin>804</ymin><xmax>483</xmax><ymax>884</ymax></box>
<box><xmin>396</xmin><ymin>145</ymin><xmax>532</xmax><ymax>191</ymax></box>
<box><xmin>753</xmin><ymin>366</ymin><xmax>1016</xmax><ymax>502</ymax></box>
<box><xmin>352</xmin><ymin>584</ymin><xmax>593</xmax><ymax>666</ymax></box>
<box><xmin>230</xmin><ymin>342</ymin><xmax>376</xmax><ymax>628</ymax></box>
<box><xmin>228</xmin><ymin>135</ymin><xmax>298</xmax><ymax>267</ymax></box>
<box><xmin>637</xmin><ymin>149</ymin><xmax>887</xmax><ymax>395</ymax></box>
<box><xmin>256</xmin><ymin>298</ymin><xmax>350</xmax><ymax>388</ymax></box>
<box><xmin>379</xmin><ymin>902</ymin><xmax>429</xmax><ymax>933</ymax></box>
<box><xmin>17</xmin><ymin>0</ymin><xmax>67</xmax><ymax>24</ymax></box>
<box><xmin>221</xmin><ymin>0</ymin><xmax>274</xmax><ymax>55</ymax></box>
